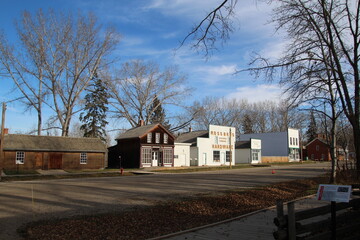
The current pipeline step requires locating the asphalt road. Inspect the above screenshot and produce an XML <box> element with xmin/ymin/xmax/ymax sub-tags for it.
<box><xmin>0</xmin><ymin>162</ymin><xmax>330</xmax><ymax>239</ymax></box>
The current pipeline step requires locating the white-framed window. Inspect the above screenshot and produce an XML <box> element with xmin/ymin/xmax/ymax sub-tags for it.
<box><xmin>252</xmin><ymin>149</ymin><xmax>260</xmax><ymax>161</ymax></box>
<box><xmin>290</xmin><ymin>137</ymin><xmax>293</xmax><ymax>145</ymax></box>
<box><xmin>141</xmin><ymin>147</ymin><xmax>152</xmax><ymax>164</ymax></box>
<box><xmin>16</xmin><ymin>151</ymin><xmax>25</xmax><ymax>164</ymax></box>
<box><xmin>147</xmin><ymin>133</ymin><xmax>152</xmax><ymax>143</ymax></box>
<box><xmin>163</xmin><ymin>148</ymin><xmax>173</xmax><ymax>164</ymax></box>
<box><xmin>226</xmin><ymin>151</ymin><xmax>231</xmax><ymax>162</ymax></box>
<box><xmin>163</xmin><ymin>133</ymin><xmax>168</xmax><ymax>144</ymax></box>
<box><xmin>213</xmin><ymin>151</ymin><xmax>220</xmax><ymax>162</ymax></box>
<box><xmin>80</xmin><ymin>152</ymin><xmax>87</xmax><ymax>164</ymax></box>
<box><xmin>155</xmin><ymin>133</ymin><xmax>160</xmax><ymax>143</ymax></box>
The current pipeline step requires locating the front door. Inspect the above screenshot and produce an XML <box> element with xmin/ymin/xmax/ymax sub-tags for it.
<box><xmin>203</xmin><ymin>153</ymin><xmax>207</xmax><ymax>165</ymax></box>
<box><xmin>49</xmin><ymin>153</ymin><xmax>62</xmax><ymax>169</ymax></box>
<box><xmin>152</xmin><ymin>151</ymin><xmax>159</xmax><ymax>167</ymax></box>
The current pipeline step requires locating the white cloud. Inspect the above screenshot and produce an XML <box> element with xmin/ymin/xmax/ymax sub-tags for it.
<box><xmin>198</xmin><ymin>64</ymin><xmax>237</xmax><ymax>76</ymax></box>
<box><xmin>226</xmin><ymin>84</ymin><xmax>285</xmax><ymax>103</ymax></box>
<box><xmin>144</xmin><ymin>0</ymin><xmax>222</xmax><ymax>19</ymax></box>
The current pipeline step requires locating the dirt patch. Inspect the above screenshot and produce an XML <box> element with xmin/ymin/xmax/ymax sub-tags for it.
<box><xmin>22</xmin><ymin>177</ymin><xmax>326</xmax><ymax>240</ymax></box>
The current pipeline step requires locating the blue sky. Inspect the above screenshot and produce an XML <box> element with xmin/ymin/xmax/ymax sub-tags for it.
<box><xmin>0</xmin><ymin>0</ymin><xmax>286</xmax><ymax>134</ymax></box>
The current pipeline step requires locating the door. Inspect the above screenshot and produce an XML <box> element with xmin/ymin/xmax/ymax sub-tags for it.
<box><xmin>152</xmin><ymin>151</ymin><xmax>159</xmax><ymax>167</ymax></box>
<box><xmin>221</xmin><ymin>152</ymin><xmax>225</xmax><ymax>164</ymax></box>
<box><xmin>251</xmin><ymin>149</ymin><xmax>260</xmax><ymax>164</ymax></box>
<box><xmin>203</xmin><ymin>153</ymin><xmax>207</xmax><ymax>165</ymax></box>
<box><xmin>49</xmin><ymin>153</ymin><xmax>62</xmax><ymax>169</ymax></box>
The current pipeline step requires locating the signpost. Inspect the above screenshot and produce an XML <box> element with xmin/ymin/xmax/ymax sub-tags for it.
<box><xmin>316</xmin><ymin>184</ymin><xmax>352</xmax><ymax>240</ymax></box>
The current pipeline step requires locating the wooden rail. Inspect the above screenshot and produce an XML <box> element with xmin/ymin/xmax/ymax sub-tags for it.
<box><xmin>273</xmin><ymin>198</ymin><xmax>360</xmax><ymax>240</ymax></box>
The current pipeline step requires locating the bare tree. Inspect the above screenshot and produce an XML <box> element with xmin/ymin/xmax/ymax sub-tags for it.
<box><xmin>179</xmin><ymin>0</ymin><xmax>239</xmax><ymax>57</ymax></box>
<box><xmin>107</xmin><ymin>60</ymin><xmax>191</xmax><ymax>127</ymax></box>
<box><xmin>0</xmin><ymin>9</ymin><xmax>120</xmax><ymax>136</ymax></box>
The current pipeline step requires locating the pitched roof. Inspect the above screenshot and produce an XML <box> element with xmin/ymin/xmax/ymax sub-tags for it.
<box><xmin>305</xmin><ymin>138</ymin><xmax>329</xmax><ymax>147</ymax></box>
<box><xmin>116</xmin><ymin>123</ymin><xmax>174</xmax><ymax>140</ymax></box>
<box><xmin>235</xmin><ymin>141</ymin><xmax>251</xmax><ymax>149</ymax></box>
<box><xmin>3</xmin><ymin>134</ymin><xmax>107</xmax><ymax>153</ymax></box>
<box><xmin>175</xmin><ymin>130</ymin><xmax>208</xmax><ymax>146</ymax></box>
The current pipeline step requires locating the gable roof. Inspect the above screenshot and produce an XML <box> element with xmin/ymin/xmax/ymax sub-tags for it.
<box><xmin>235</xmin><ymin>141</ymin><xmax>251</xmax><ymax>149</ymax></box>
<box><xmin>305</xmin><ymin>138</ymin><xmax>329</xmax><ymax>147</ymax></box>
<box><xmin>175</xmin><ymin>130</ymin><xmax>209</xmax><ymax>146</ymax></box>
<box><xmin>3</xmin><ymin>134</ymin><xmax>107</xmax><ymax>153</ymax></box>
<box><xmin>116</xmin><ymin>123</ymin><xmax>174</xmax><ymax>140</ymax></box>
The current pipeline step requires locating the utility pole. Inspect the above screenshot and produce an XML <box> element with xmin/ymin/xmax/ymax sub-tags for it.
<box><xmin>0</xmin><ymin>102</ymin><xmax>6</xmax><ymax>180</ymax></box>
<box><xmin>229</xmin><ymin>128</ymin><xmax>232</xmax><ymax>169</ymax></box>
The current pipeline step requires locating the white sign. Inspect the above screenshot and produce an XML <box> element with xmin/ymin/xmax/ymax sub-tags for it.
<box><xmin>317</xmin><ymin>184</ymin><xmax>352</xmax><ymax>203</ymax></box>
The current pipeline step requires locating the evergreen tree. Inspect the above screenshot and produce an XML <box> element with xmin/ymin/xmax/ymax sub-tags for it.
<box><xmin>149</xmin><ymin>96</ymin><xmax>171</xmax><ymax>129</ymax></box>
<box><xmin>242</xmin><ymin>113</ymin><xmax>253</xmax><ymax>134</ymax></box>
<box><xmin>79</xmin><ymin>73</ymin><xmax>109</xmax><ymax>142</ymax></box>
<box><xmin>306</xmin><ymin>111</ymin><xmax>317</xmax><ymax>142</ymax></box>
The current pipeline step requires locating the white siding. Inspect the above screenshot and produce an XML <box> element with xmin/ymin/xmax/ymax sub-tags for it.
<box><xmin>174</xmin><ymin>143</ymin><xmax>191</xmax><ymax>167</ymax></box>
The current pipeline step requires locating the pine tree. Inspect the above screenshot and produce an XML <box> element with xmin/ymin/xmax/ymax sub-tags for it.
<box><xmin>306</xmin><ymin>111</ymin><xmax>317</xmax><ymax>142</ymax></box>
<box><xmin>149</xmin><ymin>96</ymin><xmax>171</xmax><ymax>129</ymax></box>
<box><xmin>79</xmin><ymin>73</ymin><xmax>109</xmax><ymax>142</ymax></box>
<box><xmin>242</xmin><ymin>113</ymin><xmax>253</xmax><ymax>134</ymax></box>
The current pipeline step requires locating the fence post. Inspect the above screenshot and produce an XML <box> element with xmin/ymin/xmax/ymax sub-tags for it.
<box><xmin>287</xmin><ymin>201</ymin><xmax>296</xmax><ymax>240</ymax></box>
<box><xmin>276</xmin><ymin>200</ymin><xmax>284</xmax><ymax>231</ymax></box>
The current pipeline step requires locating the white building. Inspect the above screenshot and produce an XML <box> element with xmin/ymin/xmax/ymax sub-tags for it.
<box><xmin>174</xmin><ymin>125</ymin><xmax>236</xmax><ymax>166</ymax></box>
<box><xmin>173</xmin><ymin>142</ymin><xmax>191</xmax><ymax>167</ymax></box>
<box><xmin>239</xmin><ymin>128</ymin><xmax>301</xmax><ymax>163</ymax></box>
<box><xmin>235</xmin><ymin>139</ymin><xmax>262</xmax><ymax>164</ymax></box>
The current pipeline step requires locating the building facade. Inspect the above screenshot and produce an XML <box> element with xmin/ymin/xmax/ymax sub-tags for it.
<box><xmin>239</xmin><ymin>128</ymin><xmax>301</xmax><ymax>163</ymax></box>
<box><xmin>175</xmin><ymin>125</ymin><xmax>236</xmax><ymax>166</ymax></box>
<box><xmin>1</xmin><ymin>133</ymin><xmax>107</xmax><ymax>170</ymax></box>
<box><xmin>305</xmin><ymin>138</ymin><xmax>331</xmax><ymax>161</ymax></box>
<box><xmin>108</xmin><ymin>123</ymin><xmax>175</xmax><ymax>168</ymax></box>
<box><xmin>235</xmin><ymin>138</ymin><xmax>262</xmax><ymax>164</ymax></box>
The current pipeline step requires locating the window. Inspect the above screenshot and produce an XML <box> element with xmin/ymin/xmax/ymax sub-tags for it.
<box><xmin>141</xmin><ymin>147</ymin><xmax>152</xmax><ymax>164</ymax></box>
<box><xmin>213</xmin><ymin>151</ymin><xmax>220</xmax><ymax>162</ymax></box>
<box><xmin>155</xmin><ymin>133</ymin><xmax>160</xmax><ymax>143</ymax></box>
<box><xmin>290</xmin><ymin>137</ymin><xmax>293</xmax><ymax>145</ymax></box>
<box><xmin>252</xmin><ymin>149</ymin><xmax>260</xmax><ymax>161</ymax></box>
<box><xmin>163</xmin><ymin>133</ymin><xmax>168</xmax><ymax>144</ymax></box>
<box><xmin>316</xmin><ymin>145</ymin><xmax>319</xmax><ymax>151</ymax></box>
<box><xmin>80</xmin><ymin>153</ymin><xmax>87</xmax><ymax>164</ymax></box>
<box><xmin>163</xmin><ymin>148</ymin><xmax>173</xmax><ymax>164</ymax></box>
<box><xmin>16</xmin><ymin>152</ymin><xmax>25</xmax><ymax>164</ymax></box>
<box><xmin>226</xmin><ymin>151</ymin><xmax>231</xmax><ymax>162</ymax></box>
<box><xmin>295</xmin><ymin>138</ymin><xmax>298</xmax><ymax>145</ymax></box>
<box><xmin>147</xmin><ymin>133</ymin><xmax>152</xmax><ymax>143</ymax></box>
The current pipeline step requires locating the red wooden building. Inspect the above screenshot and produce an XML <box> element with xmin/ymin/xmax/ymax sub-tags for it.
<box><xmin>108</xmin><ymin>122</ymin><xmax>175</xmax><ymax>168</ymax></box>
<box><xmin>305</xmin><ymin>138</ymin><xmax>331</xmax><ymax>161</ymax></box>
<box><xmin>305</xmin><ymin>137</ymin><xmax>346</xmax><ymax>161</ymax></box>
<box><xmin>1</xmin><ymin>132</ymin><xmax>107</xmax><ymax>171</ymax></box>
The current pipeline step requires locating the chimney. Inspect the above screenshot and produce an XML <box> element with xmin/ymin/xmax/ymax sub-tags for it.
<box><xmin>189</xmin><ymin>127</ymin><xmax>192</xmax><ymax>132</ymax></box>
<box><xmin>3</xmin><ymin>128</ymin><xmax>8</xmax><ymax>135</ymax></box>
<box><xmin>138</xmin><ymin>120</ymin><xmax>145</xmax><ymax>126</ymax></box>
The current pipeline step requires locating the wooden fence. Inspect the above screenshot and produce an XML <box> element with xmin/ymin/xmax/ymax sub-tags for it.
<box><xmin>273</xmin><ymin>197</ymin><xmax>360</xmax><ymax>240</ymax></box>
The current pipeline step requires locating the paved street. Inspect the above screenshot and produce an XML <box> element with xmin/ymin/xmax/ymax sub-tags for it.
<box><xmin>0</xmin><ymin>162</ymin><xmax>330</xmax><ymax>239</ymax></box>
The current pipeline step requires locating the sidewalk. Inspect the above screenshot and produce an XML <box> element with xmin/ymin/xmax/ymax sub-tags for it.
<box><xmin>154</xmin><ymin>196</ymin><xmax>329</xmax><ymax>240</ymax></box>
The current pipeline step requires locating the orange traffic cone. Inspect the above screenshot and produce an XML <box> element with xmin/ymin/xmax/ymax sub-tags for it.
<box><xmin>272</xmin><ymin>169</ymin><xmax>276</xmax><ymax>174</ymax></box>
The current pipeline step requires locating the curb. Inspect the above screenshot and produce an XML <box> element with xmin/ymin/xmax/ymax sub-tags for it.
<box><xmin>148</xmin><ymin>194</ymin><xmax>317</xmax><ymax>240</ymax></box>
